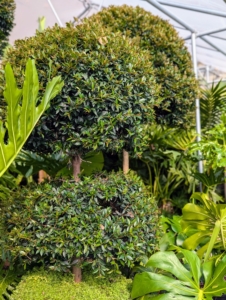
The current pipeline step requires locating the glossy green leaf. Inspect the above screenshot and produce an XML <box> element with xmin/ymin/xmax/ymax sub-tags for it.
<box><xmin>0</xmin><ymin>59</ymin><xmax>63</xmax><ymax>177</ymax></box>
<box><xmin>131</xmin><ymin>250</ymin><xmax>226</xmax><ymax>300</ymax></box>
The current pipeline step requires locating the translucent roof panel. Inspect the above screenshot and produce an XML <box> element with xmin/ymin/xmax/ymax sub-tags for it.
<box><xmin>9</xmin><ymin>0</ymin><xmax>226</xmax><ymax>78</ymax></box>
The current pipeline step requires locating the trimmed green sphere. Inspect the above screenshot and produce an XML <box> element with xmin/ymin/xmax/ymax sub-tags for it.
<box><xmin>2</xmin><ymin>18</ymin><xmax>160</xmax><ymax>156</ymax></box>
<box><xmin>88</xmin><ymin>5</ymin><xmax>199</xmax><ymax>127</ymax></box>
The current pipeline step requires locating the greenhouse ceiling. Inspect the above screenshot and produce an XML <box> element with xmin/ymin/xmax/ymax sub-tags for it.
<box><xmin>10</xmin><ymin>0</ymin><xmax>226</xmax><ymax>82</ymax></box>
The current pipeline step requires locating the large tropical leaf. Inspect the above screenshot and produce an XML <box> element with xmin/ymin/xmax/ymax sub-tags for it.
<box><xmin>131</xmin><ymin>250</ymin><xmax>226</xmax><ymax>299</ymax></box>
<box><xmin>200</xmin><ymin>81</ymin><xmax>226</xmax><ymax>130</ymax></box>
<box><xmin>0</xmin><ymin>59</ymin><xmax>64</xmax><ymax>177</ymax></box>
<box><xmin>181</xmin><ymin>192</ymin><xmax>226</xmax><ymax>258</ymax></box>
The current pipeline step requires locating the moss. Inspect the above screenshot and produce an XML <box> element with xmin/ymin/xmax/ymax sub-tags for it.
<box><xmin>12</xmin><ymin>269</ymin><xmax>132</xmax><ymax>300</ymax></box>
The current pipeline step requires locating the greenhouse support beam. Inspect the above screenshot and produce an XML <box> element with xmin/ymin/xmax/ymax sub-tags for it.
<box><xmin>200</xmin><ymin>36</ymin><xmax>226</xmax><ymax>57</ymax></box>
<box><xmin>191</xmin><ymin>32</ymin><xmax>203</xmax><ymax>173</ymax></box>
<box><xmin>47</xmin><ymin>0</ymin><xmax>63</xmax><ymax>27</ymax></box>
<box><xmin>184</xmin><ymin>27</ymin><xmax>226</xmax><ymax>40</ymax></box>
<box><xmin>145</xmin><ymin>0</ymin><xmax>226</xmax><ymax>56</ymax></box>
<box><xmin>158</xmin><ymin>0</ymin><xmax>226</xmax><ymax>18</ymax></box>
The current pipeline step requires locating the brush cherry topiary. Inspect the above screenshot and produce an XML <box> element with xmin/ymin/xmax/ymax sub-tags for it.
<box><xmin>2</xmin><ymin>171</ymin><xmax>159</xmax><ymax>275</ymax></box>
<box><xmin>0</xmin><ymin>0</ymin><xmax>15</xmax><ymax>57</ymax></box>
<box><xmin>87</xmin><ymin>5</ymin><xmax>199</xmax><ymax>127</ymax></box>
<box><xmin>2</xmin><ymin>18</ymin><xmax>160</xmax><ymax>163</ymax></box>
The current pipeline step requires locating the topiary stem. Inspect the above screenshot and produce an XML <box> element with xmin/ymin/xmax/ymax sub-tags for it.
<box><xmin>72</xmin><ymin>264</ymin><xmax>82</xmax><ymax>283</ymax></box>
<box><xmin>123</xmin><ymin>149</ymin><xmax>129</xmax><ymax>174</ymax></box>
<box><xmin>72</xmin><ymin>155</ymin><xmax>82</xmax><ymax>281</ymax></box>
<box><xmin>72</xmin><ymin>155</ymin><xmax>82</xmax><ymax>182</ymax></box>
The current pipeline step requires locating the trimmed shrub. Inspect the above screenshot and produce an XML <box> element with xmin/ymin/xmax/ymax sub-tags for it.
<box><xmin>12</xmin><ymin>269</ymin><xmax>132</xmax><ymax>300</ymax></box>
<box><xmin>0</xmin><ymin>0</ymin><xmax>15</xmax><ymax>57</ymax></box>
<box><xmin>2</xmin><ymin>172</ymin><xmax>159</xmax><ymax>274</ymax></box>
<box><xmin>87</xmin><ymin>5</ymin><xmax>199</xmax><ymax>127</ymax></box>
<box><xmin>1</xmin><ymin>19</ymin><xmax>160</xmax><ymax>156</ymax></box>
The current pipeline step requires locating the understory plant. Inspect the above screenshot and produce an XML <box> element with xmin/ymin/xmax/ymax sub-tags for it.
<box><xmin>11</xmin><ymin>269</ymin><xmax>132</xmax><ymax>300</ymax></box>
<box><xmin>131</xmin><ymin>192</ymin><xmax>226</xmax><ymax>299</ymax></box>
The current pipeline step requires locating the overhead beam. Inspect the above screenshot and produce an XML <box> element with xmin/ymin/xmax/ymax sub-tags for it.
<box><xmin>184</xmin><ymin>27</ymin><xmax>226</xmax><ymax>40</ymax></box>
<box><xmin>158</xmin><ymin>0</ymin><xmax>226</xmax><ymax>18</ymax></box>
<box><xmin>145</xmin><ymin>0</ymin><xmax>226</xmax><ymax>57</ymax></box>
<box><xmin>47</xmin><ymin>0</ymin><xmax>63</xmax><ymax>26</ymax></box>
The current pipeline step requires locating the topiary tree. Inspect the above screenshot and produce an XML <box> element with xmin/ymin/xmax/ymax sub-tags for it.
<box><xmin>2</xmin><ymin>172</ymin><xmax>160</xmax><ymax>277</ymax></box>
<box><xmin>0</xmin><ymin>0</ymin><xmax>15</xmax><ymax>57</ymax></box>
<box><xmin>87</xmin><ymin>5</ymin><xmax>199</xmax><ymax>128</ymax></box>
<box><xmin>2</xmin><ymin>18</ymin><xmax>161</xmax><ymax>178</ymax></box>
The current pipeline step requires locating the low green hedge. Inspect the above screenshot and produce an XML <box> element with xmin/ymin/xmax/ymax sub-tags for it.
<box><xmin>11</xmin><ymin>269</ymin><xmax>132</xmax><ymax>300</ymax></box>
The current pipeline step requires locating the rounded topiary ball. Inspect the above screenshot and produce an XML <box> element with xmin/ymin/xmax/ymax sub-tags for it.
<box><xmin>2</xmin><ymin>19</ymin><xmax>160</xmax><ymax>156</ymax></box>
<box><xmin>3</xmin><ymin>172</ymin><xmax>159</xmax><ymax>274</ymax></box>
<box><xmin>87</xmin><ymin>5</ymin><xmax>199</xmax><ymax>127</ymax></box>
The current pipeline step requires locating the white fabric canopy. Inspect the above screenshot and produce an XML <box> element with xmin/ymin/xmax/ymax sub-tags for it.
<box><xmin>10</xmin><ymin>0</ymin><xmax>226</xmax><ymax>80</ymax></box>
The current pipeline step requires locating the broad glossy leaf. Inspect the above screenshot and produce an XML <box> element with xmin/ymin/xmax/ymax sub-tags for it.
<box><xmin>181</xmin><ymin>193</ymin><xmax>226</xmax><ymax>255</ymax></box>
<box><xmin>0</xmin><ymin>59</ymin><xmax>63</xmax><ymax>177</ymax></box>
<box><xmin>131</xmin><ymin>250</ymin><xmax>226</xmax><ymax>300</ymax></box>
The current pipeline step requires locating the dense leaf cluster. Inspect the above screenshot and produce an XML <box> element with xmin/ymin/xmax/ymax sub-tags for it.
<box><xmin>0</xmin><ymin>0</ymin><xmax>15</xmax><ymax>57</ymax></box>
<box><xmin>2</xmin><ymin>19</ymin><xmax>160</xmax><ymax>156</ymax></box>
<box><xmin>88</xmin><ymin>5</ymin><xmax>199</xmax><ymax>127</ymax></box>
<box><xmin>12</xmin><ymin>269</ymin><xmax>131</xmax><ymax>300</ymax></box>
<box><xmin>2</xmin><ymin>172</ymin><xmax>159</xmax><ymax>274</ymax></box>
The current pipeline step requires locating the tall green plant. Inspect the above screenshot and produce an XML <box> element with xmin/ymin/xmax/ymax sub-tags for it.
<box><xmin>0</xmin><ymin>59</ymin><xmax>63</xmax><ymax>177</ymax></box>
<box><xmin>200</xmin><ymin>81</ymin><xmax>226</xmax><ymax>131</ymax></box>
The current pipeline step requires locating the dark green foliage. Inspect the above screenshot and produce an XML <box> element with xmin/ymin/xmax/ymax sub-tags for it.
<box><xmin>12</xmin><ymin>269</ymin><xmax>132</xmax><ymax>300</ymax></box>
<box><xmin>2</xmin><ymin>19</ymin><xmax>160</xmax><ymax>156</ymax></box>
<box><xmin>2</xmin><ymin>172</ymin><xmax>159</xmax><ymax>274</ymax></box>
<box><xmin>88</xmin><ymin>5</ymin><xmax>199</xmax><ymax>127</ymax></box>
<box><xmin>0</xmin><ymin>0</ymin><xmax>15</xmax><ymax>57</ymax></box>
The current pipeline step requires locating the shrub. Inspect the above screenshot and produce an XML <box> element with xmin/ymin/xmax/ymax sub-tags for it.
<box><xmin>2</xmin><ymin>171</ymin><xmax>159</xmax><ymax>274</ymax></box>
<box><xmin>12</xmin><ymin>269</ymin><xmax>132</xmax><ymax>300</ymax></box>
<box><xmin>0</xmin><ymin>0</ymin><xmax>15</xmax><ymax>57</ymax></box>
<box><xmin>87</xmin><ymin>5</ymin><xmax>199</xmax><ymax>127</ymax></box>
<box><xmin>2</xmin><ymin>19</ymin><xmax>160</xmax><ymax>157</ymax></box>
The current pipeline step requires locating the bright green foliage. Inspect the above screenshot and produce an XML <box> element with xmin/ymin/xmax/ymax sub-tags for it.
<box><xmin>2</xmin><ymin>171</ymin><xmax>159</xmax><ymax>274</ymax></box>
<box><xmin>88</xmin><ymin>5</ymin><xmax>199</xmax><ymax>128</ymax></box>
<box><xmin>0</xmin><ymin>59</ymin><xmax>63</xmax><ymax>177</ymax></box>
<box><xmin>190</xmin><ymin>113</ymin><xmax>226</xmax><ymax>170</ymax></box>
<box><xmin>131</xmin><ymin>249</ymin><xmax>226</xmax><ymax>299</ymax></box>
<box><xmin>181</xmin><ymin>192</ymin><xmax>226</xmax><ymax>259</ymax></box>
<box><xmin>2</xmin><ymin>19</ymin><xmax>160</xmax><ymax>156</ymax></box>
<box><xmin>0</xmin><ymin>0</ymin><xmax>15</xmax><ymax>57</ymax></box>
<box><xmin>200</xmin><ymin>81</ymin><xmax>226</xmax><ymax>131</ymax></box>
<box><xmin>11</xmin><ymin>269</ymin><xmax>131</xmax><ymax>300</ymax></box>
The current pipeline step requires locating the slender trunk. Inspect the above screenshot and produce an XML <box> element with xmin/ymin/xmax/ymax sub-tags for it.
<box><xmin>72</xmin><ymin>154</ymin><xmax>82</xmax><ymax>282</ymax></box>
<box><xmin>123</xmin><ymin>149</ymin><xmax>129</xmax><ymax>174</ymax></box>
<box><xmin>72</xmin><ymin>155</ymin><xmax>82</xmax><ymax>182</ymax></box>
<box><xmin>72</xmin><ymin>264</ymin><xmax>82</xmax><ymax>283</ymax></box>
<box><xmin>38</xmin><ymin>170</ymin><xmax>49</xmax><ymax>183</ymax></box>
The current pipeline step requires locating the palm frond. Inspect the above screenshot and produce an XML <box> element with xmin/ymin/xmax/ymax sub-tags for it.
<box><xmin>200</xmin><ymin>81</ymin><xmax>226</xmax><ymax>130</ymax></box>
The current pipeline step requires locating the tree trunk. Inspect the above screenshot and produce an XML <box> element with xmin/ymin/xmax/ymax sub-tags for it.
<box><xmin>72</xmin><ymin>154</ymin><xmax>82</xmax><ymax>282</ymax></box>
<box><xmin>72</xmin><ymin>264</ymin><xmax>82</xmax><ymax>283</ymax></box>
<box><xmin>72</xmin><ymin>154</ymin><xmax>82</xmax><ymax>182</ymax></box>
<box><xmin>38</xmin><ymin>170</ymin><xmax>49</xmax><ymax>183</ymax></box>
<box><xmin>123</xmin><ymin>149</ymin><xmax>129</xmax><ymax>174</ymax></box>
